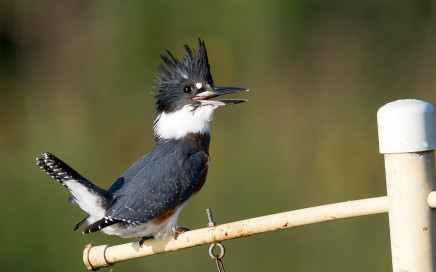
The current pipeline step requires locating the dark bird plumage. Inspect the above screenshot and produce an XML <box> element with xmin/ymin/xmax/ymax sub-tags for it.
<box><xmin>36</xmin><ymin>39</ymin><xmax>248</xmax><ymax>242</ymax></box>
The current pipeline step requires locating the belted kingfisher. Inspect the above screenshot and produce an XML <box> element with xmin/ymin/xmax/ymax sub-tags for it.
<box><xmin>36</xmin><ymin>39</ymin><xmax>248</xmax><ymax>245</ymax></box>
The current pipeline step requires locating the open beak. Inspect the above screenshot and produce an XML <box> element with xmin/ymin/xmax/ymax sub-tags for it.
<box><xmin>193</xmin><ymin>86</ymin><xmax>249</xmax><ymax>106</ymax></box>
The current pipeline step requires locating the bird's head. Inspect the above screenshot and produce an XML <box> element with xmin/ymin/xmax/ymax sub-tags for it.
<box><xmin>153</xmin><ymin>39</ymin><xmax>248</xmax><ymax>140</ymax></box>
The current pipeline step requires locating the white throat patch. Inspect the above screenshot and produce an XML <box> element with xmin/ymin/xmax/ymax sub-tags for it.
<box><xmin>154</xmin><ymin>104</ymin><xmax>218</xmax><ymax>139</ymax></box>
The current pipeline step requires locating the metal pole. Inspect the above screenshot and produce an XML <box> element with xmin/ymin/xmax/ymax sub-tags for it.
<box><xmin>377</xmin><ymin>99</ymin><xmax>436</xmax><ymax>272</ymax></box>
<box><xmin>83</xmin><ymin>196</ymin><xmax>388</xmax><ymax>270</ymax></box>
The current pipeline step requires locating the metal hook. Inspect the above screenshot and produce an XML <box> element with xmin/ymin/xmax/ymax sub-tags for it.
<box><xmin>209</xmin><ymin>242</ymin><xmax>225</xmax><ymax>260</ymax></box>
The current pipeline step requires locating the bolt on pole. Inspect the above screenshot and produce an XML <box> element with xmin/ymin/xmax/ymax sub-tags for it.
<box><xmin>377</xmin><ymin>99</ymin><xmax>436</xmax><ymax>272</ymax></box>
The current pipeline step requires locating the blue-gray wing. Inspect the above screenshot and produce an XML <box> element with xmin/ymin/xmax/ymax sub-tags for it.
<box><xmin>106</xmin><ymin>143</ymin><xmax>208</xmax><ymax>223</ymax></box>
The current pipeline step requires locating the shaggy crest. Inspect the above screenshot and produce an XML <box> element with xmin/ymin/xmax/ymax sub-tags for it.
<box><xmin>153</xmin><ymin>39</ymin><xmax>214</xmax><ymax>113</ymax></box>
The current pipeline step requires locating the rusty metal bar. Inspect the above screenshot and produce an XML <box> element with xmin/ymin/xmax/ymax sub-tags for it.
<box><xmin>83</xmin><ymin>196</ymin><xmax>388</xmax><ymax>270</ymax></box>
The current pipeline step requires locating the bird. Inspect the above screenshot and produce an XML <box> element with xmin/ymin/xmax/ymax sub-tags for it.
<box><xmin>36</xmin><ymin>39</ymin><xmax>248</xmax><ymax>246</ymax></box>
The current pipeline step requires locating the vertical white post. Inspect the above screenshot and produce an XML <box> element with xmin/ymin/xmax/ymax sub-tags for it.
<box><xmin>377</xmin><ymin>99</ymin><xmax>436</xmax><ymax>272</ymax></box>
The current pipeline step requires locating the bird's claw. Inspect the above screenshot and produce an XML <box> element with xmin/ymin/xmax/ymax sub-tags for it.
<box><xmin>173</xmin><ymin>226</ymin><xmax>190</xmax><ymax>240</ymax></box>
<box><xmin>138</xmin><ymin>236</ymin><xmax>154</xmax><ymax>247</ymax></box>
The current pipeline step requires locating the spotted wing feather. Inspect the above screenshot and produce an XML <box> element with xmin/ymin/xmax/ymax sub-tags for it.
<box><xmin>106</xmin><ymin>137</ymin><xmax>208</xmax><ymax>225</ymax></box>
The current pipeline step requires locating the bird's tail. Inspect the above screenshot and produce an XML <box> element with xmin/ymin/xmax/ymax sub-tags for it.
<box><xmin>36</xmin><ymin>152</ymin><xmax>112</xmax><ymax>230</ymax></box>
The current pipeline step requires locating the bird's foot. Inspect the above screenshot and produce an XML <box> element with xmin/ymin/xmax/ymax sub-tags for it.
<box><xmin>138</xmin><ymin>236</ymin><xmax>154</xmax><ymax>247</ymax></box>
<box><xmin>173</xmin><ymin>226</ymin><xmax>190</xmax><ymax>240</ymax></box>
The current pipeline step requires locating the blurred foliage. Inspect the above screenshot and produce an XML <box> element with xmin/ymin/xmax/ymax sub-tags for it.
<box><xmin>1</xmin><ymin>0</ymin><xmax>436</xmax><ymax>271</ymax></box>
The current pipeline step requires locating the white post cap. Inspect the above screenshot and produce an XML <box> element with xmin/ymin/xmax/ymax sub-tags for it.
<box><xmin>377</xmin><ymin>99</ymin><xmax>436</xmax><ymax>154</ymax></box>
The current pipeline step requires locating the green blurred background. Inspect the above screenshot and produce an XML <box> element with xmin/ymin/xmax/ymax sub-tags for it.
<box><xmin>1</xmin><ymin>0</ymin><xmax>436</xmax><ymax>271</ymax></box>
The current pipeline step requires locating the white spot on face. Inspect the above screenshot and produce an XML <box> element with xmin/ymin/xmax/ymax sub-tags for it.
<box><xmin>195</xmin><ymin>90</ymin><xmax>214</xmax><ymax>97</ymax></box>
<box><xmin>196</xmin><ymin>82</ymin><xmax>203</xmax><ymax>89</ymax></box>
<box><xmin>154</xmin><ymin>104</ymin><xmax>218</xmax><ymax>139</ymax></box>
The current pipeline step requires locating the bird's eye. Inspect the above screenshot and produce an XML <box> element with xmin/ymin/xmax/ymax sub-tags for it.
<box><xmin>183</xmin><ymin>85</ymin><xmax>193</xmax><ymax>94</ymax></box>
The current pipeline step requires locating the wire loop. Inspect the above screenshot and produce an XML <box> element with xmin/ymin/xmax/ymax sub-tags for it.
<box><xmin>209</xmin><ymin>242</ymin><xmax>225</xmax><ymax>260</ymax></box>
<box><xmin>209</xmin><ymin>242</ymin><xmax>225</xmax><ymax>272</ymax></box>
